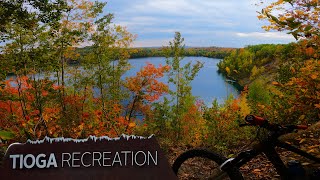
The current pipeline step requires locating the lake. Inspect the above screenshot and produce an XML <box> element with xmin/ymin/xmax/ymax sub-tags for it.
<box><xmin>124</xmin><ymin>57</ymin><xmax>240</xmax><ymax>106</ymax></box>
<box><xmin>6</xmin><ymin>56</ymin><xmax>240</xmax><ymax>106</ymax></box>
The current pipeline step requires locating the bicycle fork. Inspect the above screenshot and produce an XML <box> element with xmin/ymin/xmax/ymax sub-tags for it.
<box><xmin>215</xmin><ymin>150</ymin><xmax>259</xmax><ymax>179</ymax></box>
<box><xmin>218</xmin><ymin>146</ymin><xmax>289</xmax><ymax>180</ymax></box>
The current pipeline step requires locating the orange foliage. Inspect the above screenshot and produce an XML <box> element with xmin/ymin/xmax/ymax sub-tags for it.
<box><xmin>125</xmin><ymin>63</ymin><xmax>170</xmax><ymax>102</ymax></box>
<box><xmin>0</xmin><ymin>77</ymin><xmax>58</xmax><ymax>140</ymax></box>
<box><xmin>0</xmin><ymin>63</ymin><xmax>173</xmax><ymax>142</ymax></box>
<box><xmin>180</xmin><ymin>101</ymin><xmax>207</xmax><ymax>146</ymax></box>
<box><xmin>0</xmin><ymin>76</ymin><xmax>130</xmax><ymax>141</ymax></box>
<box><xmin>284</xmin><ymin>60</ymin><xmax>320</xmax><ymax>122</ymax></box>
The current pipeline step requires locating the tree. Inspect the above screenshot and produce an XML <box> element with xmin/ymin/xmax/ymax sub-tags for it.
<box><xmin>163</xmin><ymin>32</ymin><xmax>204</xmax><ymax>139</ymax></box>
<box><xmin>83</xmin><ymin>11</ymin><xmax>135</xmax><ymax>133</ymax></box>
<box><xmin>0</xmin><ymin>0</ymin><xmax>67</xmax><ymax>41</ymax></box>
<box><xmin>125</xmin><ymin>63</ymin><xmax>170</xmax><ymax>133</ymax></box>
<box><xmin>48</xmin><ymin>0</ymin><xmax>104</xmax><ymax>117</ymax></box>
<box><xmin>0</xmin><ymin>4</ymin><xmax>59</xmax><ymax>138</ymax></box>
<box><xmin>0</xmin><ymin>0</ymin><xmax>125</xmax><ymax>139</ymax></box>
<box><xmin>258</xmin><ymin>0</ymin><xmax>320</xmax><ymax>124</ymax></box>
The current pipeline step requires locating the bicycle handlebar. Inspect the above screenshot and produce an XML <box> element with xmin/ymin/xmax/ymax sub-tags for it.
<box><xmin>244</xmin><ymin>115</ymin><xmax>308</xmax><ymax>131</ymax></box>
<box><xmin>245</xmin><ymin>115</ymin><xmax>266</xmax><ymax>126</ymax></box>
<box><xmin>295</xmin><ymin>125</ymin><xmax>308</xmax><ymax>130</ymax></box>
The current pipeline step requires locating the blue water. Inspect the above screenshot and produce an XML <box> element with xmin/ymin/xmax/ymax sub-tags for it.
<box><xmin>124</xmin><ymin>57</ymin><xmax>239</xmax><ymax>106</ymax></box>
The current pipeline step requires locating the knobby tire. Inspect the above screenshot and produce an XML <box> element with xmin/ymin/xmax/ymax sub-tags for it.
<box><xmin>172</xmin><ymin>149</ymin><xmax>244</xmax><ymax>180</ymax></box>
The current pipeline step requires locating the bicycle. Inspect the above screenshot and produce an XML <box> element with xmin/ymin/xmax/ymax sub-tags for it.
<box><xmin>172</xmin><ymin>115</ymin><xmax>320</xmax><ymax>180</ymax></box>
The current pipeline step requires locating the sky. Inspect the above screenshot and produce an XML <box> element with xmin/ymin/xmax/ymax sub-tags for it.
<box><xmin>104</xmin><ymin>0</ymin><xmax>296</xmax><ymax>48</ymax></box>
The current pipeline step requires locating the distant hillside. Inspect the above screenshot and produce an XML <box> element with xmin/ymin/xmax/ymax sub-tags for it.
<box><xmin>217</xmin><ymin>42</ymin><xmax>312</xmax><ymax>86</ymax></box>
<box><xmin>77</xmin><ymin>46</ymin><xmax>237</xmax><ymax>60</ymax></box>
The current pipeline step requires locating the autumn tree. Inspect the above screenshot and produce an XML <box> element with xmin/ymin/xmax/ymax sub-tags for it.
<box><xmin>0</xmin><ymin>2</ymin><xmax>61</xmax><ymax>138</ymax></box>
<box><xmin>0</xmin><ymin>0</ymin><xmax>127</xmax><ymax>140</ymax></box>
<box><xmin>258</xmin><ymin>0</ymin><xmax>320</xmax><ymax>57</ymax></box>
<box><xmin>258</xmin><ymin>0</ymin><xmax>320</xmax><ymax>123</ymax></box>
<box><xmin>124</xmin><ymin>63</ymin><xmax>170</xmax><ymax>134</ymax></box>
<box><xmin>258</xmin><ymin>0</ymin><xmax>319</xmax><ymax>40</ymax></box>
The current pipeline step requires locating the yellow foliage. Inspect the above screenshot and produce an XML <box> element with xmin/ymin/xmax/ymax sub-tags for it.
<box><xmin>251</xmin><ymin>66</ymin><xmax>258</xmax><ymax>78</ymax></box>
<box><xmin>129</xmin><ymin>122</ymin><xmax>136</xmax><ymax>128</ymax></box>
<box><xmin>257</xmin><ymin>15</ymin><xmax>265</xmax><ymax>20</ymax></box>
<box><xmin>260</xmin><ymin>0</ymin><xmax>320</xmax><ymax>40</ymax></box>
<box><xmin>250</xmin><ymin>66</ymin><xmax>264</xmax><ymax>80</ymax></box>
<box><xmin>225</xmin><ymin>67</ymin><xmax>231</xmax><ymax>75</ymax></box>
<box><xmin>239</xmin><ymin>93</ymin><xmax>251</xmax><ymax>118</ymax></box>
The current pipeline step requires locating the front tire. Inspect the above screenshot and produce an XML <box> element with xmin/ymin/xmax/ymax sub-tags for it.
<box><xmin>172</xmin><ymin>149</ymin><xmax>243</xmax><ymax>180</ymax></box>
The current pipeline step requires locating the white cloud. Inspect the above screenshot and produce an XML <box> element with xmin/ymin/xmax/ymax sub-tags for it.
<box><xmin>115</xmin><ymin>0</ymin><xmax>261</xmax><ymax>33</ymax></box>
<box><xmin>236</xmin><ymin>32</ymin><xmax>294</xmax><ymax>40</ymax></box>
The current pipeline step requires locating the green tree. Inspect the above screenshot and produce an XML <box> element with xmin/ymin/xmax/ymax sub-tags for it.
<box><xmin>48</xmin><ymin>0</ymin><xmax>104</xmax><ymax>116</ymax></box>
<box><xmin>0</xmin><ymin>0</ymin><xmax>67</xmax><ymax>41</ymax></box>
<box><xmin>0</xmin><ymin>7</ymin><xmax>57</xmax><ymax>137</ymax></box>
<box><xmin>83</xmin><ymin>11</ymin><xmax>135</xmax><ymax>132</ymax></box>
<box><xmin>163</xmin><ymin>32</ymin><xmax>203</xmax><ymax>139</ymax></box>
<box><xmin>0</xmin><ymin>0</ymin><xmax>115</xmax><ymax>138</ymax></box>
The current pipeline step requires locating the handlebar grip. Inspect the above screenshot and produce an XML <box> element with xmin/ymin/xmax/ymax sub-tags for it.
<box><xmin>296</xmin><ymin>125</ymin><xmax>308</xmax><ymax>130</ymax></box>
<box><xmin>245</xmin><ymin>115</ymin><xmax>266</xmax><ymax>126</ymax></box>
